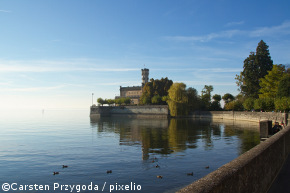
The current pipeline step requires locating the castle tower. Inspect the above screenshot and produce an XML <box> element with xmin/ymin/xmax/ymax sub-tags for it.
<box><xmin>141</xmin><ymin>68</ymin><xmax>149</xmax><ymax>87</ymax></box>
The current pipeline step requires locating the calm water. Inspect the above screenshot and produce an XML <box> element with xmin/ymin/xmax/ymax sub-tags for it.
<box><xmin>0</xmin><ymin>109</ymin><xmax>260</xmax><ymax>193</ymax></box>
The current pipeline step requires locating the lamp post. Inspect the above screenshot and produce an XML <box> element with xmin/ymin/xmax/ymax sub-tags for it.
<box><xmin>92</xmin><ymin>93</ymin><xmax>94</xmax><ymax>106</ymax></box>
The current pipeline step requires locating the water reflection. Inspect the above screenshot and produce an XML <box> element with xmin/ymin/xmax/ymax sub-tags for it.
<box><xmin>90</xmin><ymin>117</ymin><xmax>260</xmax><ymax>160</ymax></box>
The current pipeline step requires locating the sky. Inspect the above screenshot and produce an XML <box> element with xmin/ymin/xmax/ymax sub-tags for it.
<box><xmin>0</xmin><ymin>0</ymin><xmax>290</xmax><ymax>110</ymax></box>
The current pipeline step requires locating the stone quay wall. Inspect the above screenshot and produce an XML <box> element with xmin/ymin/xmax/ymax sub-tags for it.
<box><xmin>190</xmin><ymin>111</ymin><xmax>289</xmax><ymax>126</ymax></box>
<box><xmin>177</xmin><ymin>125</ymin><xmax>290</xmax><ymax>193</ymax></box>
<box><xmin>90</xmin><ymin>105</ymin><xmax>169</xmax><ymax>118</ymax></box>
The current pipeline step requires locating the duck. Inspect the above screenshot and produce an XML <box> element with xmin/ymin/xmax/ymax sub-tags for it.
<box><xmin>53</xmin><ymin>172</ymin><xmax>59</xmax><ymax>175</ymax></box>
<box><xmin>187</xmin><ymin>172</ymin><xmax>193</xmax><ymax>176</ymax></box>
<box><xmin>205</xmin><ymin>166</ymin><xmax>209</xmax><ymax>169</ymax></box>
<box><xmin>106</xmin><ymin>170</ymin><xmax>112</xmax><ymax>174</ymax></box>
<box><xmin>62</xmin><ymin>165</ymin><xmax>68</xmax><ymax>168</ymax></box>
<box><xmin>155</xmin><ymin>164</ymin><xmax>160</xmax><ymax>168</ymax></box>
<box><xmin>157</xmin><ymin>175</ymin><xmax>163</xmax><ymax>179</ymax></box>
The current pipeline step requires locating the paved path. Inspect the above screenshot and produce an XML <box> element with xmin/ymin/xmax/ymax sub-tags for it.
<box><xmin>267</xmin><ymin>153</ymin><xmax>290</xmax><ymax>193</ymax></box>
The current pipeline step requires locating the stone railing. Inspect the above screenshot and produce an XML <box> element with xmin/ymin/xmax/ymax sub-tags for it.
<box><xmin>190</xmin><ymin>111</ymin><xmax>288</xmax><ymax>126</ymax></box>
<box><xmin>177</xmin><ymin>125</ymin><xmax>290</xmax><ymax>193</ymax></box>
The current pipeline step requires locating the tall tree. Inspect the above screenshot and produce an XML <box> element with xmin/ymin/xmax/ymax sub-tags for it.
<box><xmin>236</xmin><ymin>40</ymin><xmax>273</xmax><ymax>98</ymax></box>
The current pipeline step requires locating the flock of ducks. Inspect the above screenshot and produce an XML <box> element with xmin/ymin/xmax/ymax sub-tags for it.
<box><xmin>53</xmin><ymin>161</ymin><xmax>210</xmax><ymax>179</ymax></box>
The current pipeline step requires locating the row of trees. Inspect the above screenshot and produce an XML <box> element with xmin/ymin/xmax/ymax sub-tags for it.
<box><xmin>97</xmin><ymin>97</ymin><xmax>131</xmax><ymax>106</ymax></box>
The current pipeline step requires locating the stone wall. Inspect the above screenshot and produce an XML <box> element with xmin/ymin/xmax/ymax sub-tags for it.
<box><xmin>177</xmin><ymin>125</ymin><xmax>290</xmax><ymax>193</ymax></box>
<box><xmin>190</xmin><ymin>111</ymin><xmax>288</xmax><ymax>126</ymax></box>
<box><xmin>90</xmin><ymin>105</ymin><xmax>169</xmax><ymax>118</ymax></box>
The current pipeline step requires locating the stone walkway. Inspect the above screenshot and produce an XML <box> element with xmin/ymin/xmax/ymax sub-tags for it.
<box><xmin>267</xmin><ymin>153</ymin><xmax>290</xmax><ymax>193</ymax></box>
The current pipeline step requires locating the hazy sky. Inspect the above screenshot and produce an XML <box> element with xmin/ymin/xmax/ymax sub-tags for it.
<box><xmin>1</xmin><ymin>0</ymin><xmax>290</xmax><ymax>109</ymax></box>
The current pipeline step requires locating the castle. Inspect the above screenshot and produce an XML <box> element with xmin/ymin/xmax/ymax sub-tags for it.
<box><xmin>115</xmin><ymin>68</ymin><xmax>149</xmax><ymax>105</ymax></box>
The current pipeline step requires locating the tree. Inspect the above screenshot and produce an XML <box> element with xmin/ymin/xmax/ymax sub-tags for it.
<box><xmin>275</xmin><ymin>97</ymin><xmax>290</xmax><ymax>112</ymax></box>
<box><xmin>140</xmin><ymin>77</ymin><xmax>173</xmax><ymax>105</ymax></box>
<box><xmin>115</xmin><ymin>98</ymin><xmax>122</xmax><ymax>105</ymax></box>
<box><xmin>167</xmin><ymin>83</ymin><xmax>188</xmax><ymax>116</ymax></box>
<box><xmin>187</xmin><ymin>87</ymin><xmax>201</xmax><ymax>111</ymax></box>
<box><xmin>259</xmin><ymin>64</ymin><xmax>286</xmax><ymax>98</ymax></box>
<box><xmin>243</xmin><ymin>98</ymin><xmax>255</xmax><ymax>111</ymax></box>
<box><xmin>211</xmin><ymin>94</ymin><xmax>222</xmax><ymax>110</ymax></box>
<box><xmin>236</xmin><ymin>40</ymin><xmax>273</xmax><ymax>98</ymax></box>
<box><xmin>222</xmin><ymin>93</ymin><xmax>235</xmax><ymax>104</ymax></box>
<box><xmin>106</xmin><ymin>99</ymin><xmax>115</xmax><ymax>106</ymax></box>
<box><xmin>124</xmin><ymin>97</ymin><xmax>131</xmax><ymax>105</ymax></box>
<box><xmin>224</xmin><ymin>100</ymin><xmax>244</xmax><ymax>111</ymax></box>
<box><xmin>277</xmin><ymin>73</ymin><xmax>290</xmax><ymax>98</ymax></box>
<box><xmin>97</xmin><ymin>98</ymin><xmax>105</xmax><ymax>106</ymax></box>
<box><xmin>115</xmin><ymin>97</ymin><xmax>131</xmax><ymax>105</ymax></box>
<box><xmin>151</xmin><ymin>95</ymin><xmax>162</xmax><ymax>104</ymax></box>
<box><xmin>253</xmin><ymin>98</ymin><xmax>275</xmax><ymax>112</ymax></box>
<box><xmin>201</xmin><ymin>85</ymin><xmax>213</xmax><ymax>109</ymax></box>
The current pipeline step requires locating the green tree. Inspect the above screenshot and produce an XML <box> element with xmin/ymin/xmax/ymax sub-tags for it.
<box><xmin>151</xmin><ymin>95</ymin><xmax>162</xmax><ymax>104</ymax></box>
<box><xmin>167</xmin><ymin>83</ymin><xmax>188</xmax><ymax>116</ymax></box>
<box><xmin>140</xmin><ymin>77</ymin><xmax>173</xmax><ymax>105</ymax></box>
<box><xmin>97</xmin><ymin>97</ymin><xmax>105</xmax><ymax>106</ymax></box>
<box><xmin>275</xmin><ymin>97</ymin><xmax>290</xmax><ymax>112</ymax></box>
<box><xmin>277</xmin><ymin>73</ymin><xmax>290</xmax><ymax>98</ymax></box>
<box><xmin>115</xmin><ymin>98</ymin><xmax>122</xmax><ymax>105</ymax></box>
<box><xmin>243</xmin><ymin>98</ymin><xmax>255</xmax><ymax>111</ymax></box>
<box><xmin>187</xmin><ymin>87</ymin><xmax>201</xmax><ymax>111</ymax></box>
<box><xmin>106</xmin><ymin>99</ymin><xmax>115</xmax><ymax>106</ymax></box>
<box><xmin>211</xmin><ymin>94</ymin><xmax>222</xmax><ymax>110</ymax></box>
<box><xmin>259</xmin><ymin>64</ymin><xmax>286</xmax><ymax>98</ymax></box>
<box><xmin>253</xmin><ymin>98</ymin><xmax>275</xmax><ymax>112</ymax></box>
<box><xmin>115</xmin><ymin>97</ymin><xmax>131</xmax><ymax>105</ymax></box>
<box><xmin>236</xmin><ymin>40</ymin><xmax>273</xmax><ymax>98</ymax></box>
<box><xmin>124</xmin><ymin>97</ymin><xmax>131</xmax><ymax>105</ymax></box>
<box><xmin>201</xmin><ymin>85</ymin><xmax>213</xmax><ymax>109</ymax></box>
<box><xmin>222</xmin><ymin>93</ymin><xmax>235</xmax><ymax>104</ymax></box>
<box><xmin>224</xmin><ymin>100</ymin><xmax>244</xmax><ymax>111</ymax></box>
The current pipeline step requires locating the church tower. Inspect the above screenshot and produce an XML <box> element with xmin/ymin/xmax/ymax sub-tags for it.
<box><xmin>141</xmin><ymin>68</ymin><xmax>149</xmax><ymax>87</ymax></box>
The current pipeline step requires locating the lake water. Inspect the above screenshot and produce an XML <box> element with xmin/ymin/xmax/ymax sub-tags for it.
<box><xmin>0</xmin><ymin>109</ymin><xmax>260</xmax><ymax>193</ymax></box>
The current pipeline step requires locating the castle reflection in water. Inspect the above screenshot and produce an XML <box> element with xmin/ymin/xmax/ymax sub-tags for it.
<box><xmin>90</xmin><ymin>116</ymin><xmax>260</xmax><ymax>160</ymax></box>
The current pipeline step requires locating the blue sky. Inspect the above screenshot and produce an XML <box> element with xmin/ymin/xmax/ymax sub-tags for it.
<box><xmin>1</xmin><ymin>0</ymin><xmax>290</xmax><ymax>109</ymax></box>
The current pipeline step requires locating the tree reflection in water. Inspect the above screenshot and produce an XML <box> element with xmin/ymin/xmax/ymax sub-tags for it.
<box><xmin>90</xmin><ymin>116</ymin><xmax>260</xmax><ymax>160</ymax></box>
